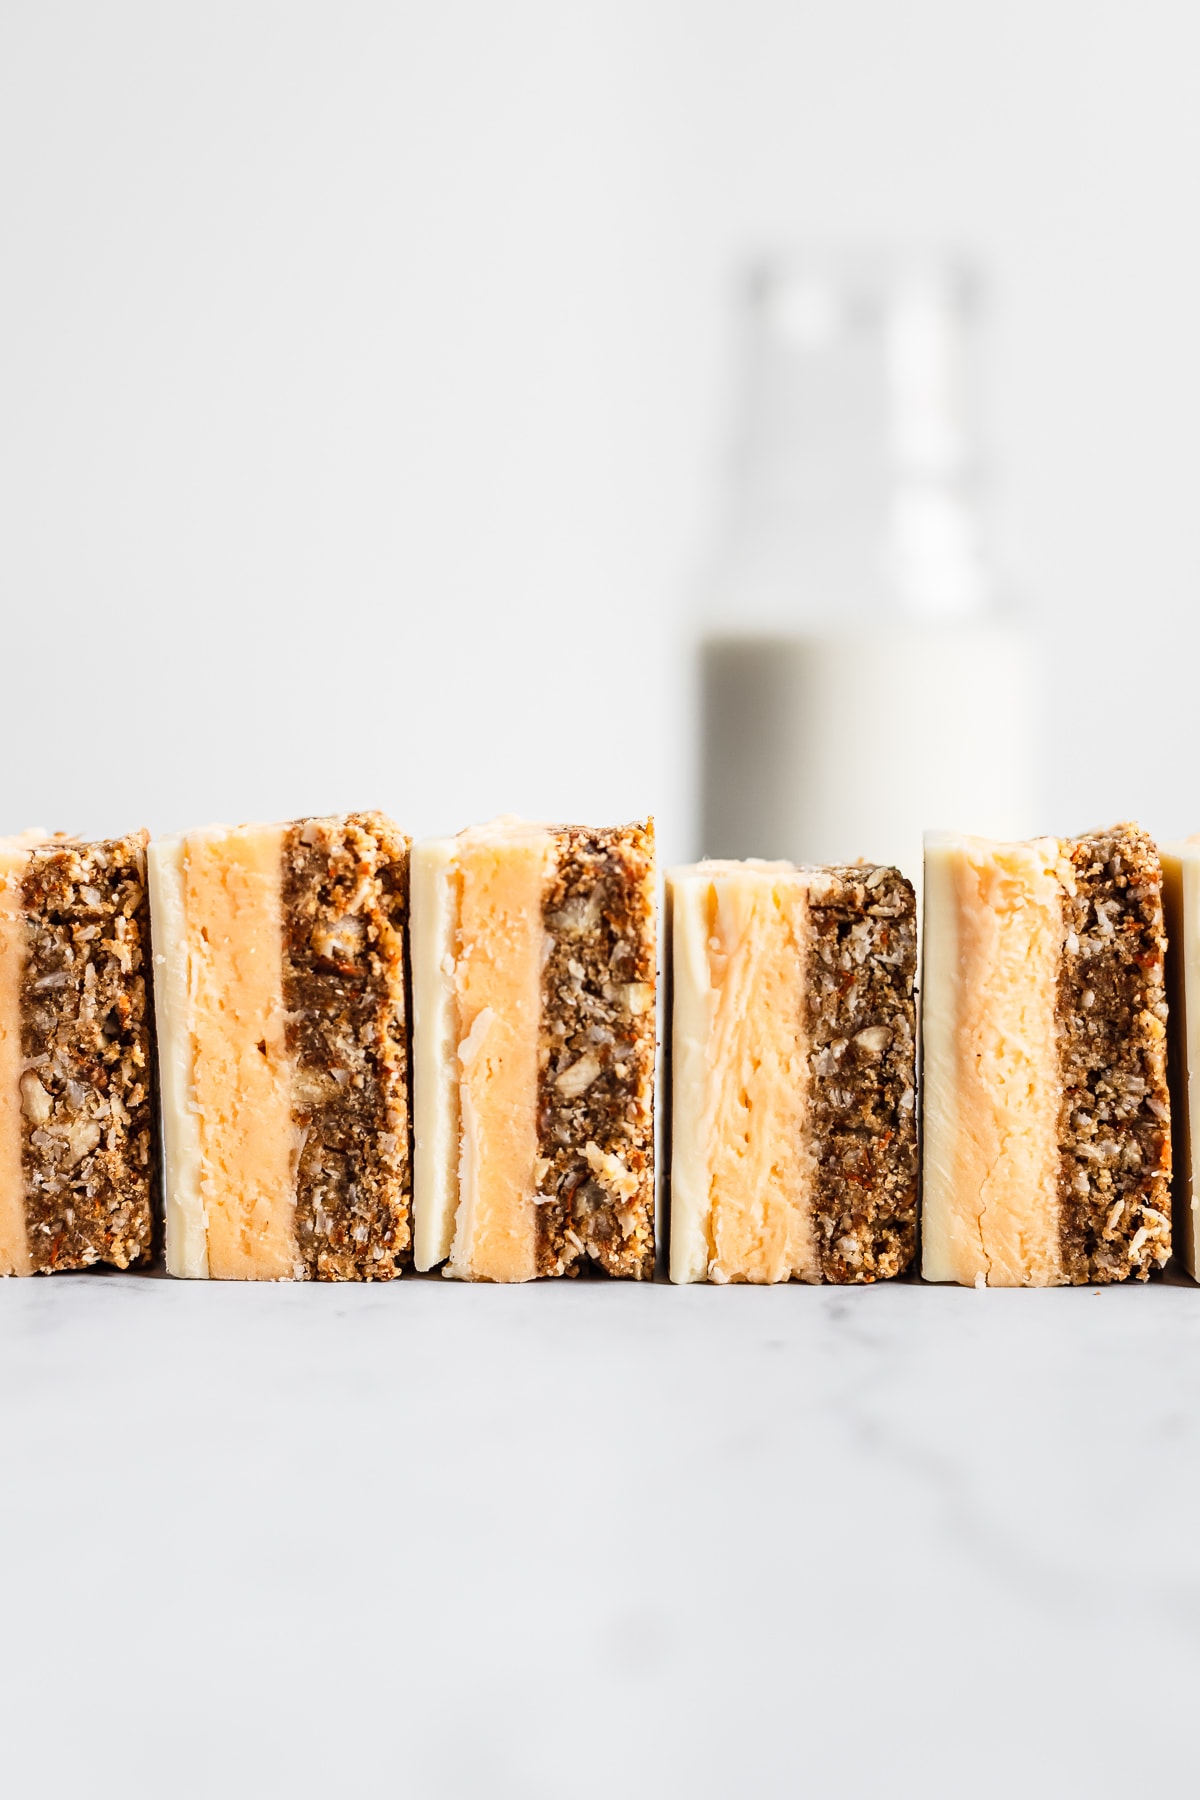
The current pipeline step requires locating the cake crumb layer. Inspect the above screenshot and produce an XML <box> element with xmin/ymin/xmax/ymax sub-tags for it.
<box><xmin>282</xmin><ymin>813</ymin><xmax>412</xmax><ymax>1281</ymax></box>
<box><xmin>805</xmin><ymin>865</ymin><xmax>918</xmax><ymax>1283</ymax></box>
<box><xmin>20</xmin><ymin>832</ymin><xmax>156</xmax><ymax>1272</ymax></box>
<box><xmin>536</xmin><ymin>821</ymin><xmax>656</xmax><ymax>1280</ymax></box>
<box><xmin>1056</xmin><ymin>825</ymin><xmax>1171</xmax><ymax>1283</ymax></box>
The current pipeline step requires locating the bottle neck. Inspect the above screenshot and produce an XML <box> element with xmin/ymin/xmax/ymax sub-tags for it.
<box><xmin>706</xmin><ymin>252</ymin><xmax>994</xmax><ymax>632</ymax></box>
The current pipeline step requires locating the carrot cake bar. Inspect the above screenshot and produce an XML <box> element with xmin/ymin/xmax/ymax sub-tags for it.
<box><xmin>667</xmin><ymin>859</ymin><xmax>917</xmax><ymax>1284</ymax></box>
<box><xmin>922</xmin><ymin>824</ymin><xmax>1170</xmax><ymax>1286</ymax></box>
<box><xmin>148</xmin><ymin>813</ymin><xmax>411</xmax><ymax>1280</ymax></box>
<box><xmin>410</xmin><ymin>817</ymin><xmax>655</xmax><ymax>1280</ymax></box>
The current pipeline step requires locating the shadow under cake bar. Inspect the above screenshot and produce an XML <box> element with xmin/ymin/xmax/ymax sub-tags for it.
<box><xmin>666</xmin><ymin>859</ymin><xmax>916</xmax><ymax>1284</ymax></box>
<box><xmin>922</xmin><ymin>824</ymin><xmax>1171</xmax><ymax>1287</ymax></box>
<box><xmin>148</xmin><ymin>813</ymin><xmax>411</xmax><ymax>1280</ymax></box>
<box><xmin>410</xmin><ymin>817</ymin><xmax>655</xmax><ymax>1281</ymax></box>
<box><xmin>0</xmin><ymin>830</ymin><xmax>156</xmax><ymax>1276</ymax></box>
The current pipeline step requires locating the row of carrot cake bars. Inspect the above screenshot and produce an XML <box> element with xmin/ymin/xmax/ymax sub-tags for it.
<box><xmin>0</xmin><ymin>813</ymin><xmax>1195</xmax><ymax>1287</ymax></box>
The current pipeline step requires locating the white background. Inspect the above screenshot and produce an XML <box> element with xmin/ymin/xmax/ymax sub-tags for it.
<box><xmin>3</xmin><ymin>7</ymin><xmax>1200</xmax><ymax>1796</ymax></box>
<box><xmin>2</xmin><ymin>1</ymin><xmax>1198</xmax><ymax>861</ymax></box>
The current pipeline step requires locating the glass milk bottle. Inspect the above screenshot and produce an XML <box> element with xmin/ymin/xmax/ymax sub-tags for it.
<box><xmin>697</xmin><ymin>251</ymin><xmax>1035</xmax><ymax>889</ymax></box>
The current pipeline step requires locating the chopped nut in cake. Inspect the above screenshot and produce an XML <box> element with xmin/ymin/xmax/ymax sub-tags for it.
<box><xmin>666</xmin><ymin>859</ymin><xmax>917</xmax><ymax>1284</ymax></box>
<box><xmin>410</xmin><ymin>817</ymin><xmax>655</xmax><ymax>1280</ymax></box>
<box><xmin>148</xmin><ymin>813</ymin><xmax>411</xmax><ymax>1280</ymax></box>
<box><xmin>922</xmin><ymin>824</ymin><xmax>1170</xmax><ymax>1286</ymax></box>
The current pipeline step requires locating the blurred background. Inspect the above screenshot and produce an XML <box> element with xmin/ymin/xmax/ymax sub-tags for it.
<box><xmin>2</xmin><ymin>0</ymin><xmax>1198</xmax><ymax>868</ymax></box>
<box><xmin>5</xmin><ymin>9</ymin><xmax>1200</xmax><ymax>1798</ymax></box>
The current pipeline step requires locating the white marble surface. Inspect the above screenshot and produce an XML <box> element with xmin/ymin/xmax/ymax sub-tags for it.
<box><xmin>4</xmin><ymin>1271</ymin><xmax>1199</xmax><ymax>1797</ymax></box>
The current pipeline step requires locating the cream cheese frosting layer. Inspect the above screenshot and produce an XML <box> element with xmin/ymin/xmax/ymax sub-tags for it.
<box><xmin>148</xmin><ymin>835</ymin><xmax>206</xmax><ymax>1278</ymax></box>
<box><xmin>921</xmin><ymin>832</ymin><xmax>1068</xmax><ymax>1287</ymax></box>
<box><xmin>150</xmin><ymin>824</ymin><xmax>298</xmax><ymax>1280</ymax></box>
<box><xmin>410</xmin><ymin>837</ymin><xmax>460</xmax><ymax>1272</ymax></box>
<box><xmin>411</xmin><ymin>818</ymin><xmax>551</xmax><ymax>1282</ymax></box>
<box><xmin>668</xmin><ymin>861</ymin><xmax>817</xmax><ymax>1285</ymax></box>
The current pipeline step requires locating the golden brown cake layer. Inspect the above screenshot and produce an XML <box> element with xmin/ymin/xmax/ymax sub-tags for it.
<box><xmin>535</xmin><ymin>822</ymin><xmax>656</xmax><ymax>1279</ymax></box>
<box><xmin>1055</xmin><ymin>827</ymin><xmax>1171</xmax><ymax>1282</ymax></box>
<box><xmin>804</xmin><ymin>866</ymin><xmax>918</xmax><ymax>1282</ymax></box>
<box><xmin>14</xmin><ymin>832</ymin><xmax>156</xmax><ymax>1273</ymax></box>
<box><xmin>282</xmin><ymin>814</ymin><xmax>412</xmax><ymax>1280</ymax></box>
